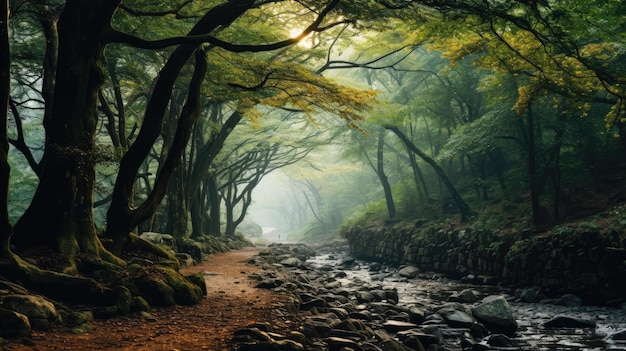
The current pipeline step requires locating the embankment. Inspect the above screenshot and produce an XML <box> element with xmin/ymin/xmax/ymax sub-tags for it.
<box><xmin>342</xmin><ymin>222</ymin><xmax>626</xmax><ymax>305</ymax></box>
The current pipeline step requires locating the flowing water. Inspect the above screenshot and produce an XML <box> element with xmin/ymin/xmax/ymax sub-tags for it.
<box><xmin>306</xmin><ymin>252</ymin><xmax>626</xmax><ymax>351</ymax></box>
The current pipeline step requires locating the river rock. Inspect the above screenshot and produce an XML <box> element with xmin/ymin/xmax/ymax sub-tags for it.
<box><xmin>279</xmin><ymin>257</ymin><xmax>303</xmax><ymax>267</ymax></box>
<box><xmin>554</xmin><ymin>294</ymin><xmax>583</xmax><ymax>307</ymax></box>
<box><xmin>471</xmin><ymin>295</ymin><xmax>517</xmax><ymax>336</ymax></box>
<box><xmin>233</xmin><ymin>327</ymin><xmax>274</xmax><ymax>342</ymax></box>
<box><xmin>607</xmin><ymin>329</ymin><xmax>626</xmax><ymax>341</ymax></box>
<box><xmin>448</xmin><ymin>288</ymin><xmax>480</xmax><ymax>303</ymax></box>
<box><xmin>356</xmin><ymin>291</ymin><xmax>377</xmax><ymax>303</ymax></box>
<box><xmin>440</xmin><ymin>309</ymin><xmax>476</xmax><ymax>328</ymax></box>
<box><xmin>541</xmin><ymin>315</ymin><xmax>597</xmax><ymax>329</ymax></box>
<box><xmin>382</xmin><ymin>320</ymin><xmax>419</xmax><ymax>332</ymax></box>
<box><xmin>398</xmin><ymin>266</ymin><xmax>420</xmax><ymax>278</ymax></box>
<box><xmin>237</xmin><ymin>339</ymin><xmax>304</xmax><ymax>351</ymax></box>
<box><xmin>485</xmin><ymin>333</ymin><xmax>518</xmax><ymax>348</ymax></box>
<box><xmin>326</xmin><ymin>336</ymin><xmax>364</xmax><ymax>351</ymax></box>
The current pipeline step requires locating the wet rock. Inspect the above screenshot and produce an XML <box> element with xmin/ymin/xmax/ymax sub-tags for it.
<box><xmin>280</xmin><ymin>257</ymin><xmax>303</xmax><ymax>267</ymax></box>
<box><xmin>398</xmin><ymin>266</ymin><xmax>420</xmax><ymax>279</ymax></box>
<box><xmin>326</xmin><ymin>336</ymin><xmax>364</xmax><ymax>351</ymax></box>
<box><xmin>407</xmin><ymin>306</ymin><xmax>426</xmax><ymax>324</ymax></box>
<box><xmin>357</xmin><ymin>291</ymin><xmax>377</xmax><ymax>304</ymax></box>
<box><xmin>382</xmin><ymin>320</ymin><xmax>419</xmax><ymax>333</ymax></box>
<box><xmin>485</xmin><ymin>333</ymin><xmax>518</xmax><ymax>348</ymax></box>
<box><xmin>302</xmin><ymin>316</ymin><xmax>334</xmax><ymax>338</ymax></box>
<box><xmin>471</xmin><ymin>295</ymin><xmax>517</xmax><ymax>336</ymax></box>
<box><xmin>369</xmin><ymin>262</ymin><xmax>383</xmax><ymax>271</ymax></box>
<box><xmin>423</xmin><ymin>313</ymin><xmax>445</xmax><ymax>325</ymax></box>
<box><xmin>440</xmin><ymin>309</ymin><xmax>475</xmax><ymax>328</ymax></box>
<box><xmin>299</xmin><ymin>292</ymin><xmax>327</xmax><ymax>310</ymax></box>
<box><xmin>607</xmin><ymin>329</ymin><xmax>626</xmax><ymax>341</ymax></box>
<box><xmin>233</xmin><ymin>327</ymin><xmax>274</xmax><ymax>342</ymax></box>
<box><xmin>375</xmin><ymin>329</ymin><xmax>414</xmax><ymax>351</ymax></box>
<box><xmin>541</xmin><ymin>315</ymin><xmax>597</xmax><ymax>329</ymax></box>
<box><xmin>237</xmin><ymin>339</ymin><xmax>304</xmax><ymax>351</ymax></box>
<box><xmin>448</xmin><ymin>289</ymin><xmax>480</xmax><ymax>303</ymax></box>
<box><xmin>340</xmin><ymin>256</ymin><xmax>356</xmax><ymax>267</ymax></box>
<box><xmin>515</xmin><ymin>286</ymin><xmax>542</xmax><ymax>303</ymax></box>
<box><xmin>397</xmin><ymin>329</ymin><xmax>439</xmax><ymax>348</ymax></box>
<box><xmin>554</xmin><ymin>293</ymin><xmax>583</xmax><ymax>307</ymax></box>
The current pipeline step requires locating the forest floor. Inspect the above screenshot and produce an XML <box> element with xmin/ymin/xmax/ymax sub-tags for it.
<box><xmin>2</xmin><ymin>247</ymin><xmax>296</xmax><ymax>351</ymax></box>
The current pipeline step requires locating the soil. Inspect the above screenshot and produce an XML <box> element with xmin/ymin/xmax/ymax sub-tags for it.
<box><xmin>2</xmin><ymin>247</ymin><xmax>295</xmax><ymax>351</ymax></box>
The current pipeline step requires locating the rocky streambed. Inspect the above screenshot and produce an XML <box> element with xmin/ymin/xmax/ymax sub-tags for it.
<box><xmin>233</xmin><ymin>241</ymin><xmax>626</xmax><ymax>351</ymax></box>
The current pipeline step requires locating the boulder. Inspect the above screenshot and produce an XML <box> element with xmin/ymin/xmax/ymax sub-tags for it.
<box><xmin>541</xmin><ymin>315</ymin><xmax>596</xmax><ymax>329</ymax></box>
<box><xmin>279</xmin><ymin>257</ymin><xmax>303</xmax><ymax>267</ymax></box>
<box><xmin>398</xmin><ymin>266</ymin><xmax>420</xmax><ymax>278</ymax></box>
<box><xmin>440</xmin><ymin>309</ymin><xmax>476</xmax><ymax>328</ymax></box>
<box><xmin>0</xmin><ymin>294</ymin><xmax>59</xmax><ymax>330</ymax></box>
<box><xmin>471</xmin><ymin>295</ymin><xmax>518</xmax><ymax>336</ymax></box>
<box><xmin>448</xmin><ymin>288</ymin><xmax>480</xmax><ymax>303</ymax></box>
<box><xmin>0</xmin><ymin>307</ymin><xmax>31</xmax><ymax>338</ymax></box>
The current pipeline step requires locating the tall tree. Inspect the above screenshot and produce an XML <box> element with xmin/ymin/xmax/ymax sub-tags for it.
<box><xmin>0</xmin><ymin>0</ymin><xmax>10</xmax><ymax>253</ymax></box>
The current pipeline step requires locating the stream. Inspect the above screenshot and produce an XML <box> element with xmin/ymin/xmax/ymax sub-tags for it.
<box><xmin>305</xmin><ymin>248</ymin><xmax>626</xmax><ymax>351</ymax></box>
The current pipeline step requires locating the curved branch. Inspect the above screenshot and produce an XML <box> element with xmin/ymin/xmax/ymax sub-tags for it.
<box><xmin>106</xmin><ymin>0</ymin><xmax>341</xmax><ymax>53</ymax></box>
<box><xmin>119</xmin><ymin>0</ymin><xmax>193</xmax><ymax>17</ymax></box>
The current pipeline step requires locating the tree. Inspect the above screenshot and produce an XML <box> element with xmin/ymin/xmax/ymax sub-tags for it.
<box><xmin>2</xmin><ymin>0</ymin><xmax>377</xmax><ymax>307</ymax></box>
<box><xmin>1</xmin><ymin>0</ymin><xmax>10</xmax><ymax>253</ymax></box>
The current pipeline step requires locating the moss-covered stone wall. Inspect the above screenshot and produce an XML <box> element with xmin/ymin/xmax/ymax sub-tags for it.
<box><xmin>341</xmin><ymin>223</ymin><xmax>626</xmax><ymax>305</ymax></box>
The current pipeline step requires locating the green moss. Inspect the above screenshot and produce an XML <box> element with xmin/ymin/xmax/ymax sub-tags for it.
<box><xmin>158</xmin><ymin>267</ymin><xmax>203</xmax><ymax>305</ymax></box>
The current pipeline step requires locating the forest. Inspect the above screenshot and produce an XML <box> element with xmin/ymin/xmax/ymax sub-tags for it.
<box><xmin>1</xmin><ymin>0</ymin><xmax>626</xmax><ymax>338</ymax></box>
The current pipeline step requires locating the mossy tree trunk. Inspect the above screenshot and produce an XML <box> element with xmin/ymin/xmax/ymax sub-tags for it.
<box><xmin>12</xmin><ymin>0</ymin><xmax>122</xmax><ymax>272</ymax></box>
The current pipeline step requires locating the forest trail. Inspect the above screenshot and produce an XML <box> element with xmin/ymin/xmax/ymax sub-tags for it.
<box><xmin>3</xmin><ymin>246</ymin><xmax>292</xmax><ymax>351</ymax></box>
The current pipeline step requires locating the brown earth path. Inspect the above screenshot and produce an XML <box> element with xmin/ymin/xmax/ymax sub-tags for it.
<box><xmin>2</xmin><ymin>247</ymin><xmax>293</xmax><ymax>351</ymax></box>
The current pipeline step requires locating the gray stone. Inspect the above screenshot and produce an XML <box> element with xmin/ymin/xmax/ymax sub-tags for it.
<box><xmin>486</xmin><ymin>334</ymin><xmax>518</xmax><ymax>348</ymax></box>
<box><xmin>398</xmin><ymin>266</ymin><xmax>420</xmax><ymax>278</ymax></box>
<box><xmin>608</xmin><ymin>330</ymin><xmax>626</xmax><ymax>341</ymax></box>
<box><xmin>356</xmin><ymin>291</ymin><xmax>376</xmax><ymax>304</ymax></box>
<box><xmin>326</xmin><ymin>336</ymin><xmax>365</xmax><ymax>351</ymax></box>
<box><xmin>408</xmin><ymin>306</ymin><xmax>425</xmax><ymax>324</ymax></box>
<box><xmin>440</xmin><ymin>309</ymin><xmax>475</xmax><ymax>328</ymax></box>
<box><xmin>237</xmin><ymin>339</ymin><xmax>304</xmax><ymax>351</ymax></box>
<box><xmin>233</xmin><ymin>327</ymin><xmax>274</xmax><ymax>342</ymax></box>
<box><xmin>280</xmin><ymin>257</ymin><xmax>303</xmax><ymax>267</ymax></box>
<box><xmin>541</xmin><ymin>315</ymin><xmax>597</xmax><ymax>329</ymax></box>
<box><xmin>448</xmin><ymin>289</ymin><xmax>480</xmax><ymax>303</ymax></box>
<box><xmin>471</xmin><ymin>295</ymin><xmax>518</xmax><ymax>336</ymax></box>
<box><xmin>554</xmin><ymin>294</ymin><xmax>583</xmax><ymax>307</ymax></box>
<box><xmin>382</xmin><ymin>320</ymin><xmax>419</xmax><ymax>332</ymax></box>
<box><xmin>519</xmin><ymin>287</ymin><xmax>541</xmax><ymax>303</ymax></box>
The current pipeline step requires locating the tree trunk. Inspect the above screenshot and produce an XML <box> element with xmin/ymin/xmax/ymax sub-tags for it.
<box><xmin>107</xmin><ymin>47</ymin><xmax>209</xmax><ymax>254</ymax></box>
<box><xmin>377</xmin><ymin>129</ymin><xmax>396</xmax><ymax>219</ymax></box>
<box><xmin>0</xmin><ymin>0</ymin><xmax>11</xmax><ymax>253</ymax></box>
<box><xmin>12</xmin><ymin>1</ymin><xmax>122</xmax><ymax>272</ymax></box>
<box><xmin>526</xmin><ymin>105</ymin><xmax>543</xmax><ymax>226</ymax></box>
<box><xmin>206</xmin><ymin>175</ymin><xmax>221</xmax><ymax>236</ymax></box>
<box><xmin>407</xmin><ymin>145</ymin><xmax>429</xmax><ymax>199</ymax></box>
<box><xmin>385</xmin><ymin>125</ymin><xmax>475</xmax><ymax>222</ymax></box>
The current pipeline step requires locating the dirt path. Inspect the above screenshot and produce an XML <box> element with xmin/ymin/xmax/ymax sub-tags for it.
<box><xmin>3</xmin><ymin>247</ymin><xmax>291</xmax><ymax>351</ymax></box>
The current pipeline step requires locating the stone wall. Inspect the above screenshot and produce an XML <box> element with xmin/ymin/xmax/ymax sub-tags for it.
<box><xmin>341</xmin><ymin>224</ymin><xmax>626</xmax><ymax>305</ymax></box>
